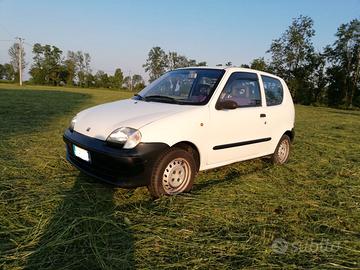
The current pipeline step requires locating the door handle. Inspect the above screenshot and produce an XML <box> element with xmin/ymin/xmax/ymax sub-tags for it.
<box><xmin>260</xmin><ymin>113</ymin><xmax>266</xmax><ymax>118</ymax></box>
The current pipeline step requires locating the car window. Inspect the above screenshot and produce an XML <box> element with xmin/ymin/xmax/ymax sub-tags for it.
<box><xmin>218</xmin><ymin>72</ymin><xmax>261</xmax><ymax>108</ymax></box>
<box><xmin>261</xmin><ymin>75</ymin><xmax>283</xmax><ymax>106</ymax></box>
<box><xmin>136</xmin><ymin>69</ymin><xmax>225</xmax><ymax>105</ymax></box>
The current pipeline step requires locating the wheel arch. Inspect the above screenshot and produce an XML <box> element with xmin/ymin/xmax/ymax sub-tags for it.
<box><xmin>172</xmin><ymin>141</ymin><xmax>201</xmax><ymax>171</ymax></box>
<box><xmin>284</xmin><ymin>128</ymin><xmax>295</xmax><ymax>142</ymax></box>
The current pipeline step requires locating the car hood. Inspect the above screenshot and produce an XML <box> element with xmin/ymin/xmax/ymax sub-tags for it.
<box><xmin>74</xmin><ymin>99</ymin><xmax>196</xmax><ymax>140</ymax></box>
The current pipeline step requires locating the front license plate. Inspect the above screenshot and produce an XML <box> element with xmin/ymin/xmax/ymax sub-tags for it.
<box><xmin>73</xmin><ymin>145</ymin><xmax>90</xmax><ymax>162</ymax></box>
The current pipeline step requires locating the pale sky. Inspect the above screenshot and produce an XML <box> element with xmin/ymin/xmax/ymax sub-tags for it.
<box><xmin>0</xmin><ymin>0</ymin><xmax>359</xmax><ymax>81</ymax></box>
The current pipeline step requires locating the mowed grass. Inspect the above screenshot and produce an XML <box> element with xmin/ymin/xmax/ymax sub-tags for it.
<box><xmin>0</xmin><ymin>83</ymin><xmax>359</xmax><ymax>269</ymax></box>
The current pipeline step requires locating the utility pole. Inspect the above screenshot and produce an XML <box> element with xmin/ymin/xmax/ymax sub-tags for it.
<box><xmin>16</xmin><ymin>37</ymin><xmax>23</xmax><ymax>86</ymax></box>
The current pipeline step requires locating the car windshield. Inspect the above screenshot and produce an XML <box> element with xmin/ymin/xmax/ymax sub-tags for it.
<box><xmin>134</xmin><ymin>69</ymin><xmax>225</xmax><ymax>105</ymax></box>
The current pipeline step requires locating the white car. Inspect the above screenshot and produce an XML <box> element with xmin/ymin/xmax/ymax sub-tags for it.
<box><xmin>64</xmin><ymin>67</ymin><xmax>295</xmax><ymax>198</ymax></box>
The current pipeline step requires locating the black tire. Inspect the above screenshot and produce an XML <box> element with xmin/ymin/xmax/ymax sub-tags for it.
<box><xmin>147</xmin><ymin>147</ymin><xmax>197</xmax><ymax>198</ymax></box>
<box><xmin>272</xmin><ymin>134</ymin><xmax>291</xmax><ymax>165</ymax></box>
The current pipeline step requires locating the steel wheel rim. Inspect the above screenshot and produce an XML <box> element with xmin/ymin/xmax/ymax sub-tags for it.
<box><xmin>277</xmin><ymin>139</ymin><xmax>289</xmax><ymax>163</ymax></box>
<box><xmin>162</xmin><ymin>158</ymin><xmax>191</xmax><ymax>194</ymax></box>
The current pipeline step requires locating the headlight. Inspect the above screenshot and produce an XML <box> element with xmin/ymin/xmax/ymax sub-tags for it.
<box><xmin>107</xmin><ymin>127</ymin><xmax>142</xmax><ymax>149</ymax></box>
<box><xmin>69</xmin><ymin>116</ymin><xmax>77</xmax><ymax>131</ymax></box>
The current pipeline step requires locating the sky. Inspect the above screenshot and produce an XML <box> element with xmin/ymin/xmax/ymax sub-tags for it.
<box><xmin>0</xmin><ymin>0</ymin><xmax>359</xmax><ymax>81</ymax></box>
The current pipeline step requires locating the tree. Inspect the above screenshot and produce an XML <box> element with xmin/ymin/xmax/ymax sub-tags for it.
<box><xmin>132</xmin><ymin>74</ymin><xmax>145</xmax><ymax>91</ymax></box>
<box><xmin>8</xmin><ymin>42</ymin><xmax>26</xmax><ymax>83</ymax></box>
<box><xmin>267</xmin><ymin>15</ymin><xmax>316</xmax><ymax>103</ymax></box>
<box><xmin>143</xmin><ymin>46</ymin><xmax>168</xmax><ymax>82</ymax></box>
<box><xmin>64</xmin><ymin>51</ymin><xmax>77</xmax><ymax>85</ymax></box>
<box><xmin>112</xmin><ymin>68</ymin><xmax>124</xmax><ymax>89</ymax></box>
<box><xmin>29</xmin><ymin>43</ymin><xmax>63</xmax><ymax>85</ymax></box>
<box><xmin>123</xmin><ymin>74</ymin><xmax>145</xmax><ymax>91</ymax></box>
<box><xmin>0</xmin><ymin>64</ymin><xmax>4</xmax><ymax>79</ymax></box>
<box><xmin>167</xmin><ymin>52</ymin><xmax>189</xmax><ymax>70</ymax></box>
<box><xmin>250</xmin><ymin>57</ymin><xmax>269</xmax><ymax>72</ymax></box>
<box><xmin>324</xmin><ymin>19</ymin><xmax>360</xmax><ymax>108</ymax></box>
<box><xmin>308</xmin><ymin>53</ymin><xmax>327</xmax><ymax>104</ymax></box>
<box><xmin>75</xmin><ymin>51</ymin><xmax>92</xmax><ymax>87</ymax></box>
<box><xmin>0</xmin><ymin>63</ymin><xmax>14</xmax><ymax>80</ymax></box>
<box><xmin>95</xmin><ymin>70</ymin><xmax>110</xmax><ymax>88</ymax></box>
<box><xmin>2</xmin><ymin>63</ymin><xmax>15</xmax><ymax>80</ymax></box>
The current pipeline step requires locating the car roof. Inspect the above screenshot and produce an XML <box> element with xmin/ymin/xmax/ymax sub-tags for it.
<box><xmin>174</xmin><ymin>66</ymin><xmax>283</xmax><ymax>81</ymax></box>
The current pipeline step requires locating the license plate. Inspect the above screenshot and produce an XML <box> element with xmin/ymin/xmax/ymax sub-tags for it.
<box><xmin>73</xmin><ymin>145</ymin><xmax>90</xmax><ymax>162</ymax></box>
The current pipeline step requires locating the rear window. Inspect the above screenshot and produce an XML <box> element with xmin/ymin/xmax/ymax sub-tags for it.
<box><xmin>261</xmin><ymin>75</ymin><xmax>283</xmax><ymax>106</ymax></box>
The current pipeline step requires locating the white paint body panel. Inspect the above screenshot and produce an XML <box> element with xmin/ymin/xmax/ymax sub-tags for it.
<box><xmin>73</xmin><ymin>67</ymin><xmax>295</xmax><ymax>171</ymax></box>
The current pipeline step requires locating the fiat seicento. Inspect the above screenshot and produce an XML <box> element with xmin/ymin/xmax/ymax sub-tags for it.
<box><xmin>63</xmin><ymin>67</ymin><xmax>295</xmax><ymax>198</ymax></box>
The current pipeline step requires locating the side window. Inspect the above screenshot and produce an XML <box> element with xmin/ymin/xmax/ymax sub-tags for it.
<box><xmin>218</xmin><ymin>72</ymin><xmax>261</xmax><ymax>108</ymax></box>
<box><xmin>261</xmin><ymin>75</ymin><xmax>283</xmax><ymax>106</ymax></box>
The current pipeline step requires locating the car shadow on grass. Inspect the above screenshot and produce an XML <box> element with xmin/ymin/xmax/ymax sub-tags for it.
<box><xmin>25</xmin><ymin>174</ymin><xmax>135</xmax><ymax>270</ymax></box>
<box><xmin>192</xmin><ymin>159</ymin><xmax>271</xmax><ymax>193</ymax></box>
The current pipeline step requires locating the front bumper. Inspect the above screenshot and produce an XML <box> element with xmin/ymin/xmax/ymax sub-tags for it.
<box><xmin>63</xmin><ymin>129</ymin><xmax>169</xmax><ymax>188</ymax></box>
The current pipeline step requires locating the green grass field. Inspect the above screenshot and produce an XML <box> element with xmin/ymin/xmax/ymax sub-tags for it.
<box><xmin>0</xmin><ymin>83</ymin><xmax>359</xmax><ymax>269</ymax></box>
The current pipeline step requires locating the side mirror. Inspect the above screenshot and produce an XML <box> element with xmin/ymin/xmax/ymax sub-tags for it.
<box><xmin>216</xmin><ymin>100</ymin><xmax>238</xmax><ymax>110</ymax></box>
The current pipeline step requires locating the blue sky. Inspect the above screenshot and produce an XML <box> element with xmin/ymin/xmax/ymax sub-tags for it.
<box><xmin>0</xmin><ymin>0</ymin><xmax>359</xmax><ymax>80</ymax></box>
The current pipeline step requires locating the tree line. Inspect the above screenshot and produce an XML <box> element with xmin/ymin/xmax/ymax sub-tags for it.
<box><xmin>0</xmin><ymin>44</ymin><xmax>145</xmax><ymax>91</ymax></box>
<box><xmin>142</xmin><ymin>16</ymin><xmax>360</xmax><ymax>108</ymax></box>
<box><xmin>0</xmin><ymin>16</ymin><xmax>359</xmax><ymax>108</ymax></box>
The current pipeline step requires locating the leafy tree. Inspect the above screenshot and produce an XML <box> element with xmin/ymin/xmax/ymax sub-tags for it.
<box><xmin>8</xmin><ymin>43</ymin><xmax>26</xmax><ymax>83</ymax></box>
<box><xmin>267</xmin><ymin>15</ymin><xmax>316</xmax><ymax>102</ymax></box>
<box><xmin>250</xmin><ymin>57</ymin><xmax>269</xmax><ymax>72</ymax></box>
<box><xmin>324</xmin><ymin>19</ymin><xmax>360</xmax><ymax>108</ymax></box>
<box><xmin>123</xmin><ymin>74</ymin><xmax>144</xmax><ymax>91</ymax></box>
<box><xmin>143</xmin><ymin>46</ymin><xmax>168</xmax><ymax>82</ymax></box>
<box><xmin>167</xmin><ymin>52</ymin><xmax>190</xmax><ymax>70</ymax></box>
<box><xmin>123</xmin><ymin>76</ymin><xmax>132</xmax><ymax>89</ymax></box>
<box><xmin>75</xmin><ymin>51</ymin><xmax>92</xmax><ymax>87</ymax></box>
<box><xmin>225</xmin><ymin>61</ymin><xmax>232</xmax><ymax>67</ymax></box>
<box><xmin>95</xmin><ymin>70</ymin><xmax>110</xmax><ymax>88</ymax></box>
<box><xmin>196</xmin><ymin>61</ymin><xmax>207</xmax><ymax>66</ymax></box>
<box><xmin>2</xmin><ymin>63</ymin><xmax>15</xmax><ymax>80</ymax></box>
<box><xmin>64</xmin><ymin>51</ymin><xmax>77</xmax><ymax>85</ymax></box>
<box><xmin>308</xmin><ymin>53</ymin><xmax>327</xmax><ymax>104</ymax></box>
<box><xmin>0</xmin><ymin>64</ymin><xmax>4</xmax><ymax>79</ymax></box>
<box><xmin>112</xmin><ymin>68</ymin><xmax>124</xmax><ymax>89</ymax></box>
<box><xmin>132</xmin><ymin>74</ymin><xmax>145</xmax><ymax>91</ymax></box>
<box><xmin>29</xmin><ymin>43</ymin><xmax>63</xmax><ymax>85</ymax></box>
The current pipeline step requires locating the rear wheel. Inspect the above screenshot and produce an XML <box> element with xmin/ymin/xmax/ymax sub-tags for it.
<box><xmin>147</xmin><ymin>147</ymin><xmax>196</xmax><ymax>198</ymax></box>
<box><xmin>272</xmin><ymin>134</ymin><xmax>291</xmax><ymax>164</ymax></box>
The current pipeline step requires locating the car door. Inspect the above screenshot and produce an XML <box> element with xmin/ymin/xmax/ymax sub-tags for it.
<box><xmin>206</xmin><ymin>71</ymin><xmax>272</xmax><ymax>166</ymax></box>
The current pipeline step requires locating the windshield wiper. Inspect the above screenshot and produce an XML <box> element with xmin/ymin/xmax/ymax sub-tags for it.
<box><xmin>133</xmin><ymin>93</ymin><xmax>145</xmax><ymax>100</ymax></box>
<box><xmin>144</xmin><ymin>95</ymin><xmax>179</xmax><ymax>104</ymax></box>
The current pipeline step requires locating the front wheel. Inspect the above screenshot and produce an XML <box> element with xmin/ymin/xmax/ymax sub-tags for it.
<box><xmin>147</xmin><ymin>147</ymin><xmax>197</xmax><ymax>198</ymax></box>
<box><xmin>272</xmin><ymin>134</ymin><xmax>291</xmax><ymax>165</ymax></box>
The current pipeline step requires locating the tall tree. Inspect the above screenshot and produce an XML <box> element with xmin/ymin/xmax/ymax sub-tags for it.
<box><xmin>64</xmin><ymin>51</ymin><xmax>77</xmax><ymax>85</ymax></box>
<box><xmin>29</xmin><ymin>43</ymin><xmax>63</xmax><ymax>85</ymax></box>
<box><xmin>8</xmin><ymin>42</ymin><xmax>26</xmax><ymax>83</ymax></box>
<box><xmin>112</xmin><ymin>68</ymin><xmax>124</xmax><ymax>89</ymax></box>
<box><xmin>325</xmin><ymin>19</ymin><xmax>360</xmax><ymax>108</ymax></box>
<box><xmin>75</xmin><ymin>51</ymin><xmax>92</xmax><ymax>87</ymax></box>
<box><xmin>267</xmin><ymin>15</ymin><xmax>316</xmax><ymax>102</ymax></box>
<box><xmin>143</xmin><ymin>46</ymin><xmax>168</xmax><ymax>82</ymax></box>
